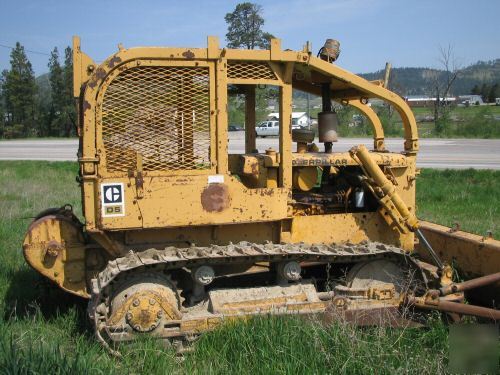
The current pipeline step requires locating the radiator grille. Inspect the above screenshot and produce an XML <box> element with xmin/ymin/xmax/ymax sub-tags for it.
<box><xmin>101</xmin><ymin>66</ymin><xmax>211</xmax><ymax>173</ymax></box>
<box><xmin>227</xmin><ymin>62</ymin><xmax>277</xmax><ymax>80</ymax></box>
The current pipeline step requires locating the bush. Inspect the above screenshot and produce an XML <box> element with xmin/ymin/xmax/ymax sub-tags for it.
<box><xmin>456</xmin><ymin>107</ymin><xmax>500</xmax><ymax>138</ymax></box>
<box><xmin>3</xmin><ymin>124</ymin><xmax>26</xmax><ymax>139</ymax></box>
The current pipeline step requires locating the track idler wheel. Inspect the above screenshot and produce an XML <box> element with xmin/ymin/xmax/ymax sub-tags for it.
<box><xmin>23</xmin><ymin>206</ymin><xmax>87</xmax><ymax>297</ymax></box>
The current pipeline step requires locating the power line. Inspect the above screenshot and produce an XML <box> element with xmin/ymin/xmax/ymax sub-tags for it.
<box><xmin>0</xmin><ymin>43</ymin><xmax>51</xmax><ymax>56</ymax></box>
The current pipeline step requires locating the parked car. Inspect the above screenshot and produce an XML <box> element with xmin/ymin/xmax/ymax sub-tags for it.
<box><xmin>256</xmin><ymin>121</ymin><xmax>279</xmax><ymax>137</ymax></box>
<box><xmin>228</xmin><ymin>125</ymin><xmax>243</xmax><ymax>131</ymax></box>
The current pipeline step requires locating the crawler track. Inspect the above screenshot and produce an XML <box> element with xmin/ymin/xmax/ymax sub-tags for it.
<box><xmin>89</xmin><ymin>241</ymin><xmax>423</xmax><ymax>349</ymax></box>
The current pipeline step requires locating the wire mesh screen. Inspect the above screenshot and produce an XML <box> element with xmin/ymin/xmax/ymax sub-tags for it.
<box><xmin>227</xmin><ymin>62</ymin><xmax>277</xmax><ymax>80</ymax></box>
<box><xmin>101</xmin><ymin>66</ymin><xmax>211</xmax><ymax>173</ymax></box>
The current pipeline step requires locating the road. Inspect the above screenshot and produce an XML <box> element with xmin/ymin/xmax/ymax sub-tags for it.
<box><xmin>1</xmin><ymin>135</ymin><xmax>499</xmax><ymax>169</ymax></box>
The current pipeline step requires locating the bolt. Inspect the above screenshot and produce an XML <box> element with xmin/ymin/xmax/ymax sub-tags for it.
<box><xmin>150</xmin><ymin>324</ymin><xmax>156</xmax><ymax>330</ymax></box>
<box><xmin>46</xmin><ymin>247</ymin><xmax>59</xmax><ymax>257</ymax></box>
<box><xmin>149</xmin><ymin>298</ymin><xmax>156</xmax><ymax>306</ymax></box>
<box><xmin>134</xmin><ymin>324</ymin><xmax>141</xmax><ymax>331</ymax></box>
<box><xmin>335</xmin><ymin>299</ymin><xmax>345</xmax><ymax>307</ymax></box>
<box><xmin>157</xmin><ymin>310</ymin><xmax>163</xmax><ymax>318</ymax></box>
<box><xmin>132</xmin><ymin>299</ymin><xmax>140</xmax><ymax>307</ymax></box>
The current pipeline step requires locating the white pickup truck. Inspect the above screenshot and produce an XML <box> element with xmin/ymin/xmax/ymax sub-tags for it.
<box><xmin>256</xmin><ymin>121</ymin><xmax>302</xmax><ymax>137</ymax></box>
<box><xmin>256</xmin><ymin>121</ymin><xmax>279</xmax><ymax>137</ymax></box>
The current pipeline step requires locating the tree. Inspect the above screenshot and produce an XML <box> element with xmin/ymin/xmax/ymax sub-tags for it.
<box><xmin>0</xmin><ymin>71</ymin><xmax>6</xmax><ymax>137</ymax></box>
<box><xmin>62</xmin><ymin>46</ymin><xmax>76</xmax><ymax>137</ymax></box>
<box><xmin>259</xmin><ymin>32</ymin><xmax>275</xmax><ymax>50</ymax></box>
<box><xmin>225</xmin><ymin>3</ymin><xmax>275</xmax><ymax>49</ymax></box>
<box><xmin>44</xmin><ymin>46</ymin><xmax>76</xmax><ymax>137</ymax></box>
<box><xmin>480</xmin><ymin>83</ymin><xmax>489</xmax><ymax>103</ymax></box>
<box><xmin>427</xmin><ymin>44</ymin><xmax>461</xmax><ymax>134</ymax></box>
<box><xmin>48</xmin><ymin>47</ymin><xmax>65</xmax><ymax>136</ymax></box>
<box><xmin>3</xmin><ymin>42</ymin><xmax>37</xmax><ymax>137</ymax></box>
<box><xmin>487</xmin><ymin>83</ymin><xmax>498</xmax><ymax>103</ymax></box>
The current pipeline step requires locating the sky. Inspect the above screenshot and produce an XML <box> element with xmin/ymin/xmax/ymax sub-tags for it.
<box><xmin>1</xmin><ymin>0</ymin><xmax>499</xmax><ymax>76</ymax></box>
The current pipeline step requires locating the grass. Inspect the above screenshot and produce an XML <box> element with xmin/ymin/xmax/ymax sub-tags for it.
<box><xmin>413</xmin><ymin>105</ymin><xmax>500</xmax><ymax>138</ymax></box>
<box><xmin>0</xmin><ymin>161</ymin><xmax>498</xmax><ymax>374</ymax></box>
<box><xmin>417</xmin><ymin>169</ymin><xmax>500</xmax><ymax>237</ymax></box>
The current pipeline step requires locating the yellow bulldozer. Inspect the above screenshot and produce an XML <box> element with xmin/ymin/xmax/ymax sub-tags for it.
<box><xmin>23</xmin><ymin>36</ymin><xmax>500</xmax><ymax>351</ymax></box>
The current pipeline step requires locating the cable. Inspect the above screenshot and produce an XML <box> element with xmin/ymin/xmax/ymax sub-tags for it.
<box><xmin>0</xmin><ymin>43</ymin><xmax>51</xmax><ymax>56</ymax></box>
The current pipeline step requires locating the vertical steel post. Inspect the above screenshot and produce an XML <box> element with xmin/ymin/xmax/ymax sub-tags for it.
<box><xmin>245</xmin><ymin>85</ymin><xmax>256</xmax><ymax>153</ymax></box>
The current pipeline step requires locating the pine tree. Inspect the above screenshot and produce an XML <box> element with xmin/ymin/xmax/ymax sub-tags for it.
<box><xmin>0</xmin><ymin>71</ymin><xmax>6</xmax><ymax>137</ymax></box>
<box><xmin>487</xmin><ymin>83</ymin><xmax>498</xmax><ymax>103</ymax></box>
<box><xmin>225</xmin><ymin>3</ymin><xmax>275</xmax><ymax>49</ymax></box>
<box><xmin>62</xmin><ymin>46</ymin><xmax>76</xmax><ymax>137</ymax></box>
<box><xmin>48</xmin><ymin>47</ymin><xmax>65</xmax><ymax>136</ymax></box>
<box><xmin>480</xmin><ymin>83</ymin><xmax>489</xmax><ymax>102</ymax></box>
<box><xmin>3</xmin><ymin>42</ymin><xmax>37</xmax><ymax>137</ymax></box>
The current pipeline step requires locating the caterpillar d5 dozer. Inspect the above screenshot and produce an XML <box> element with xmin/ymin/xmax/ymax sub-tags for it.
<box><xmin>23</xmin><ymin>36</ymin><xmax>500</xmax><ymax>351</ymax></box>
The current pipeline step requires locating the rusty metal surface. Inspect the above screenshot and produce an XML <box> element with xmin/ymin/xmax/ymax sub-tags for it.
<box><xmin>440</xmin><ymin>272</ymin><xmax>500</xmax><ymax>296</ymax></box>
<box><xmin>74</xmin><ymin>35</ymin><xmax>420</xmax><ymax>234</ymax></box>
<box><xmin>417</xmin><ymin>221</ymin><xmax>500</xmax><ymax>278</ymax></box>
<box><xmin>23</xmin><ymin>212</ymin><xmax>88</xmax><ymax>298</ymax></box>
<box><xmin>88</xmin><ymin>241</ymin><xmax>417</xmax><ymax>344</ymax></box>
<box><xmin>407</xmin><ymin>296</ymin><xmax>500</xmax><ymax>321</ymax></box>
<box><xmin>208</xmin><ymin>283</ymin><xmax>322</xmax><ymax>315</ymax></box>
<box><xmin>200</xmin><ymin>183</ymin><xmax>230</xmax><ymax>212</ymax></box>
<box><xmin>92</xmin><ymin>241</ymin><xmax>408</xmax><ymax>297</ymax></box>
<box><xmin>416</xmin><ymin>222</ymin><xmax>500</xmax><ymax>306</ymax></box>
<box><xmin>108</xmin><ymin>274</ymin><xmax>182</xmax><ymax>333</ymax></box>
